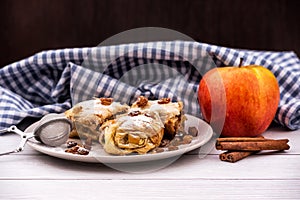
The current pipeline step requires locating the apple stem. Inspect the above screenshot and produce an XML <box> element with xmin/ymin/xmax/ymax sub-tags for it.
<box><xmin>239</xmin><ymin>58</ymin><xmax>244</xmax><ymax>68</ymax></box>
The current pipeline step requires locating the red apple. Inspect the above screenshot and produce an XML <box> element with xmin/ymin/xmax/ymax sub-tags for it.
<box><xmin>198</xmin><ymin>60</ymin><xmax>280</xmax><ymax>137</ymax></box>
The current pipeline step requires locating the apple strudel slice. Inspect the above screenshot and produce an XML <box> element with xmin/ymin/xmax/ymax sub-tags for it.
<box><xmin>131</xmin><ymin>96</ymin><xmax>185</xmax><ymax>140</ymax></box>
<box><xmin>64</xmin><ymin>98</ymin><xmax>129</xmax><ymax>141</ymax></box>
<box><xmin>99</xmin><ymin>110</ymin><xmax>164</xmax><ymax>155</ymax></box>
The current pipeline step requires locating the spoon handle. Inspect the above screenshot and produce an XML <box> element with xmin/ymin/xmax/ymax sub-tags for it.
<box><xmin>13</xmin><ymin>126</ymin><xmax>35</xmax><ymax>152</ymax></box>
<box><xmin>8</xmin><ymin>126</ymin><xmax>25</xmax><ymax>136</ymax></box>
<box><xmin>0</xmin><ymin>126</ymin><xmax>24</xmax><ymax>136</ymax></box>
<box><xmin>0</xmin><ymin>128</ymin><xmax>9</xmax><ymax>135</ymax></box>
<box><xmin>0</xmin><ymin>126</ymin><xmax>34</xmax><ymax>155</ymax></box>
<box><xmin>0</xmin><ymin>149</ymin><xmax>18</xmax><ymax>156</ymax></box>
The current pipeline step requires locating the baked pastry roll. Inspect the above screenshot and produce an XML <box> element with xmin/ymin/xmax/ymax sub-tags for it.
<box><xmin>64</xmin><ymin>98</ymin><xmax>129</xmax><ymax>140</ymax></box>
<box><xmin>99</xmin><ymin>110</ymin><xmax>164</xmax><ymax>155</ymax></box>
<box><xmin>131</xmin><ymin>96</ymin><xmax>184</xmax><ymax>140</ymax></box>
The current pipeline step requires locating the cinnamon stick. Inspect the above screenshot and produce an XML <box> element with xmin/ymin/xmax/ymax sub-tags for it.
<box><xmin>216</xmin><ymin>138</ymin><xmax>290</xmax><ymax>151</ymax></box>
<box><xmin>216</xmin><ymin>136</ymin><xmax>290</xmax><ymax>163</ymax></box>
<box><xmin>216</xmin><ymin>136</ymin><xmax>266</xmax><ymax>143</ymax></box>
<box><xmin>219</xmin><ymin>151</ymin><xmax>258</xmax><ymax>163</ymax></box>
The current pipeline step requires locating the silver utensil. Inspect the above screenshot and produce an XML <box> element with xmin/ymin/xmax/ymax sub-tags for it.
<box><xmin>0</xmin><ymin>113</ymin><xmax>72</xmax><ymax>156</ymax></box>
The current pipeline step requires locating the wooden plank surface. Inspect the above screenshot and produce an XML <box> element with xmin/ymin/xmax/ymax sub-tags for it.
<box><xmin>0</xmin><ymin>126</ymin><xmax>299</xmax><ymax>199</ymax></box>
<box><xmin>0</xmin><ymin>180</ymin><xmax>299</xmax><ymax>200</ymax></box>
<box><xmin>1</xmin><ymin>153</ymin><xmax>299</xmax><ymax>180</ymax></box>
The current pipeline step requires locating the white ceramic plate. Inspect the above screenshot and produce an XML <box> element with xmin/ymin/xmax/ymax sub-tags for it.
<box><xmin>26</xmin><ymin>114</ymin><xmax>213</xmax><ymax>163</ymax></box>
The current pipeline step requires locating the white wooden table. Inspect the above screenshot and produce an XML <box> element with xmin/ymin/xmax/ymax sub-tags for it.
<box><xmin>1</xmin><ymin>124</ymin><xmax>299</xmax><ymax>199</ymax></box>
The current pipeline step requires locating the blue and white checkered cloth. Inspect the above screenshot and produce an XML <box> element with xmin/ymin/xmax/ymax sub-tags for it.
<box><xmin>1</xmin><ymin>41</ymin><xmax>300</xmax><ymax>131</ymax></box>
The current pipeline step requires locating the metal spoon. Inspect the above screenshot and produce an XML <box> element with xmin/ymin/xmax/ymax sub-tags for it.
<box><xmin>0</xmin><ymin>113</ymin><xmax>72</xmax><ymax>156</ymax></box>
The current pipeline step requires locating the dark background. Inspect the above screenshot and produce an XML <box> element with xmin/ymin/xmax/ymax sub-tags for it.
<box><xmin>0</xmin><ymin>0</ymin><xmax>299</xmax><ymax>67</ymax></box>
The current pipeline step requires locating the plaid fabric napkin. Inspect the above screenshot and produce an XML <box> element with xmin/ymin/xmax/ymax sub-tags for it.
<box><xmin>0</xmin><ymin>41</ymin><xmax>299</xmax><ymax>131</ymax></box>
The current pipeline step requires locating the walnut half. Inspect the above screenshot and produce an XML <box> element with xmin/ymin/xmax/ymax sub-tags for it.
<box><xmin>158</xmin><ymin>97</ymin><xmax>171</xmax><ymax>104</ymax></box>
<box><xmin>136</xmin><ymin>96</ymin><xmax>148</xmax><ymax>107</ymax></box>
<box><xmin>99</xmin><ymin>98</ymin><xmax>113</xmax><ymax>106</ymax></box>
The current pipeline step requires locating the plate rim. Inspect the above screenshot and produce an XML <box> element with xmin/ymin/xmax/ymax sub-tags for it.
<box><xmin>26</xmin><ymin>114</ymin><xmax>213</xmax><ymax>163</ymax></box>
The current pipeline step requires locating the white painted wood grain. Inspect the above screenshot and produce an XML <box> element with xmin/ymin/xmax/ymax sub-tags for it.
<box><xmin>1</xmin><ymin>125</ymin><xmax>299</xmax><ymax>200</ymax></box>
<box><xmin>0</xmin><ymin>180</ymin><xmax>299</xmax><ymax>200</ymax></box>
<box><xmin>1</xmin><ymin>154</ymin><xmax>299</xmax><ymax>180</ymax></box>
<box><xmin>0</xmin><ymin>126</ymin><xmax>299</xmax><ymax>180</ymax></box>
